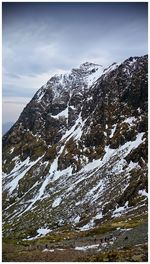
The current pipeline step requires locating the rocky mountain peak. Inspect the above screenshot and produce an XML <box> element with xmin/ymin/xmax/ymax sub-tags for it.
<box><xmin>2</xmin><ymin>55</ymin><xmax>148</xmax><ymax>252</ymax></box>
<box><xmin>33</xmin><ymin>61</ymin><xmax>103</xmax><ymax>105</ymax></box>
<box><xmin>79</xmin><ymin>61</ymin><xmax>102</xmax><ymax>72</ymax></box>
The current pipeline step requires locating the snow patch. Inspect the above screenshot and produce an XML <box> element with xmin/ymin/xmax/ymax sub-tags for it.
<box><xmin>87</xmin><ymin>96</ymin><xmax>93</xmax><ymax>101</ymax></box>
<box><xmin>104</xmin><ymin>131</ymin><xmax>107</xmax><ymax>137</ymax></box>
<box><xmin>79</xmin><ymin>219</ymin><xmax>95</xmax><ymax>231</ymax></box>
<box><xmin>51</xmin><ymin>107</ymin><xmax>68</xmax><ymax>119</ymax></box>
<box><xmin>52</xmin><ymin>197</ymin><xmax>62</xmax><ymax>208</ymax></box>
<box><xmin>128</xmin><ymin>161</ymin><xmax>140</xmax><ymax>170</ymax></box>
<box><xmin>103</xmin><ymin>62</ymin><xmax>119</xmax><ymax>75</ymax></box>
<box><xmin>138</xmin><ymin>189</ymin><xmax>148</xmax><ymax>198</ymax></box>
<box><xmin>111</xmin><ymin>158</ymin><xmax>126</xmax><ymax>174</ymax></box>
<box><xmin>37</xmin><ymin>227</ymin><xmax>52</xmax><ymax>236</ymax></box>
<box><xmin>10</xmin><ymin>147</ymin><xmax>15</xmax><ymax>154</ymax></box>
<box><xmin>73</xmin><ymin>215</ymin><xmax>80</xmax><ymax>224</ymax></box>
<box><xmin>86</xmin><ymin>66</ymin><xmax>103</xmax><ymax>86</ymax></box>
<box><xmin>85</xmin><ymin>180</ymin><xmax>104</xmax><ymax>202</ymax></box>
<box><xmin>4</xmin><ymin>156</ymin><xmax>43</xmax><ymax>194</ymax></box>
<box><xmin>110</xmin><ymin>124</ymin><xmax>117</xmax><ymax>138</ymax></box>
<box><xmin>94</xmin><ymin>212</ymin><xmax>103</xmax><ymax>220</ymax></box>
<box><xmin>69</xmin><ymin>105</ymin><xmax>76</xmax><ymax>110</ymax></box>
<box><xmin>42</xmin><ymin>249</ymin><xmax>54</xmax><ymax>252</ymax></box>
<box><xmin>112</xmin><ymin>201</ymin><xmax>129</xmax><ymax>218</ymax></box>
<box><xmin>23</xmin><ymin>227</ymin><xmax>52</xmax><ymax>241</ymax></box>
<box><xmin>51</xmin><ymin>166</ymin><xmax>73</xmax><ymax>182</ymax></box>
<box><xmin>123</xmin><ymin>116</ymin><xmax>136</xmax><ymax>125</ymax></box>
<box><xmin>61</xmin><ymin>112</ymin><xmax>86</xmax><ymax>141</ymax></box>
<box><xmin>36</xmin><ymin>85</ymin><xmax>47</xmax><ymax>102</ymax></box>
<box><xmin>75</xmin><ymin>244</ymin><xmax>99</xmax><ymax>251</ymax></box>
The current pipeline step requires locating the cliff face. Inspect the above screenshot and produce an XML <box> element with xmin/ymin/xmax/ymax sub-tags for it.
<box><xmin>2</xmin><ymin>55</ymin><xmax>148</xmax><ymax>240</ymax></box>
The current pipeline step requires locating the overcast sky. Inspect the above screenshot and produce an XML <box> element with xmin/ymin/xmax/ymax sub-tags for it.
<box><xmin>2</xmin><ymin>2</ymin><xmax>148</xmax><ymax>124</ymax></box>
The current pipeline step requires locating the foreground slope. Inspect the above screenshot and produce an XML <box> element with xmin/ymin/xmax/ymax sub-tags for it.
<box><xmin>2</xmin><ymin>56</ymin><xmax>148</xmax><ymax>260</ymax></box>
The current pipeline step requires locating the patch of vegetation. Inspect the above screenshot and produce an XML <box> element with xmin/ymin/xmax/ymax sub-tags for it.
<box><xmin>44</xmin><ymin>145</ymin><xmax>57</xmax><ymax>161</ymax></box>
<box><xmin>58</xmin><ymin>138</ymin><xmax>81</xmax><ymax>172</ymax></box>
<box><xmin>110</xmin><ymin>214</ymin><xmax>148</xmax><ymax>229</ymax></box>
<box><xmin>84</xmin><ymin>124</ymin><xmax>105</xmax><ymax>148</ymax></box>
<box><xmin>109</xmin><ymin>122</ymin><xmax>138</xmax><ymax>149</ymax></box>
<box><xmin>78</xmin><ymin>244</ymin><xmax>148</xmax><ymax>262</ymax></box>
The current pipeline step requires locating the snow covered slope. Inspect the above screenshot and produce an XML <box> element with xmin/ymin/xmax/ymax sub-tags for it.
<box><xmin>2</xmin><ymin>55</ymin><xmax>148</xmax><ymax>240</ymax></box>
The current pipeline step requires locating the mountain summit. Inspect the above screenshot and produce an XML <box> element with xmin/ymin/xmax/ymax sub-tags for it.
<box><xmin>2</xmin><ymin>55</ymin><xmax>148</xmax><ymax>261</ymax></box>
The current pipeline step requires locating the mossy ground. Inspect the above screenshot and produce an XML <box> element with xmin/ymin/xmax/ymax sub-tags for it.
<box><xmin>78</xmin><ymin>244</ymin><xmax>148</xmax><ymax>262</ymax></box>
<box><xmin>3</xmin><ymin>214</ymin><xmax>148</xmax><ymax>262</ymax></box>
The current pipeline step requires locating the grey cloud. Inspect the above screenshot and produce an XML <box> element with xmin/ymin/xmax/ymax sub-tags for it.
<box><xmin>4</xmin><ymin>72</ymin><xmax>21</xmax><ymax>79</ymax></box>
<box><xmin>2</xmin><ymin>2</ymin><xmax>148</xmax><ymax>123</ymax></box>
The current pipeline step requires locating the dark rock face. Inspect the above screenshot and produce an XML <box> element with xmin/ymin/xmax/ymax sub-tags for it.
<box><xmin>2</xmin><ymin>56</ymin><xmax>148</xmax><ymax>240</ymax></box>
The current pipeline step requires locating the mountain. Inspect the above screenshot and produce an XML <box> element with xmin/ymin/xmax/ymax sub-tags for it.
<box><xmin>2</xmin><ymin>122</ymin><xmax>14</xmax><ymax>135</ymax></box>
<box><xmin>2</xmin><ymin>55</ymin><xmax>148</xmax><ymax>261</ymax></box>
